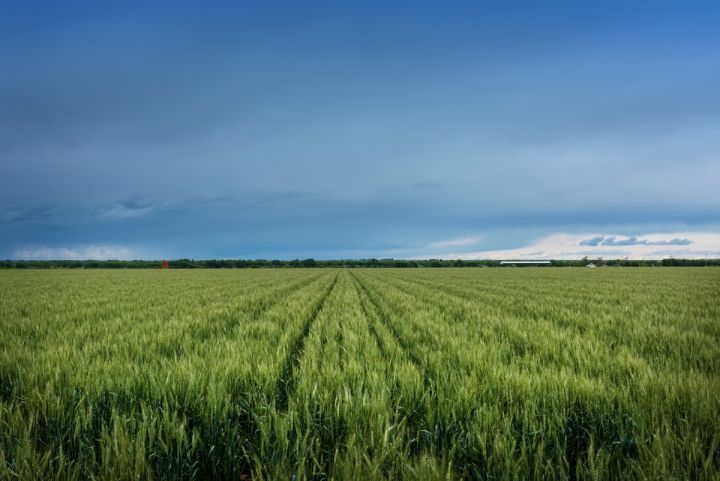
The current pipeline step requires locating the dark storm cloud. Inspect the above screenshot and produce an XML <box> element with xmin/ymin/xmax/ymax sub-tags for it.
<box><xmin>0</xmin><ymin>206</ymin><xmax>53</xmax><ymax>224</ymax></box>
<box><xmin>1</xmin><ymin>1</ymin><xmax>719</xmax><ymax>259</ymax></box>
<box><xmin>100</xmin><ymin>198</ymin><xmax>163</xmax><ymax>219</ymax></box>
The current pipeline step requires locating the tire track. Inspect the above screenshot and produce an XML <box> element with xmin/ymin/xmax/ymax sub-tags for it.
<box><xmin>362</xmin><ymin>272</ymin><xmax>478</xmax><ymax>330</ymax></box>
<box><xmin>374</xmin><ymin>271</ymin><xmax>611</xmax><ymax>353</ymax></box>
<box><xmin>349</xmin><ymin>273</ymin><xmax>387</xmax><ymax>361</ymax></box>
<box><xmin>240</xmin><ymin>272</ymin><xmax>326</xmax><ymax>322</ymax></box>
<box><xmin>349</xmin><ymin>271</ymin><xmax>433</xmax><ymax>388</ymax></box>
<box><xmin>275</xmin><ymin>273</ymin><xmax>339</xmax><ymax>410</ymax></box>
<box><xmin>154</xmin><ymin>272</ymin><xmax>328</xmax><ymax>360</ymax></box>
<box><xmin>350</xmin><ymin>271</ymin><xmax>438</xmax><ymax>458</ymax></box>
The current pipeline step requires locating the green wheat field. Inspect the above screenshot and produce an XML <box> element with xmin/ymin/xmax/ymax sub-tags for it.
<box><xmin>1</xmin><ymin>268</ymin><xmax>719</xmax><ymax>480</ymax></box>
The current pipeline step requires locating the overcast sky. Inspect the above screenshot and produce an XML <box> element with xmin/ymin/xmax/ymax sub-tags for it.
<box><xmin>2</xmin><ymin>1</ymin><xmax>719</xmax><ymax>260</ymax></box>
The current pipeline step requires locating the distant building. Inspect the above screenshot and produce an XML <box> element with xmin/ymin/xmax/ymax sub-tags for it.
<box><xmin>500</xmin><ymin>260</ymin><xmax>551</xmax><ymax>266</ymax></box>
<box><xmin>161</xmin><ymin>260</ymin><xmax>170</xmax><ymax>269</ymax></box>
<box><xmin>586</xmin><ymin>263</ymin><xmax>597</xmax><ymax>268</ymax></box>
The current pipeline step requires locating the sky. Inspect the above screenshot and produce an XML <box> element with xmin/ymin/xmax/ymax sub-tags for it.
<box><xmin>2</xmin><ymin>0</ymin><xmax>719</xmax><ymax>260</ymax></box>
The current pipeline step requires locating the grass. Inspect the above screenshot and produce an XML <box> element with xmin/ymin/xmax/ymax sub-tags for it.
<box><xmin>1</xmin><ymin>267</ymin><xmax>718</xmax><ymax>480</ymax></box>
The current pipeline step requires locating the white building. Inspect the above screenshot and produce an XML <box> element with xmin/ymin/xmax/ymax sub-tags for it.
<box><xmin>500</xmin><ymin>260</ymin><xmax>551</xmax><ymax>266</ymax></box>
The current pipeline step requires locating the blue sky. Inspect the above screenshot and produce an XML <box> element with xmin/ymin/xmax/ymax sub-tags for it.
<box><xmin>2</xmin><ymin>1</ymin><xmax>719</xmax><ymax>260</ymax></box>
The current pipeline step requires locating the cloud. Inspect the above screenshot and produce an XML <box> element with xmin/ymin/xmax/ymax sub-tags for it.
<box><xmin>413</xmin><ymin>232</ymin><xmax>720</xmax><ymax>260</ymax></box>
<box><xmin>12</xmin><ymin>245</ymin><xmax>141</xmax><ymax>260</ymax></box>
<box><xmin>101</xmin><ymin>198</ymin><xmax>165</xmax><ymax>219</ymax></box>
<box><xmin>0</xmin><ymin>206</ymin><xmax>52</xmax><ymax>223</ymax></box>
<box><xmin>579</xmin><ymin>235</ymin><xmax>691</xmax><ymax>246</ymax></box>
<box><xmin>577</xmin><ymin>236</ymin><xmax>604</xmax><ymax>246</ymax></box>
<box><xmin>429</xmin><ymin>235</ymin><xmax>484</xmax><ymax>248</ymax></box>
<box><xmin>100</xmin><ymin>191</ymin><xmax>307</xmax><ymax>220</ymax></box>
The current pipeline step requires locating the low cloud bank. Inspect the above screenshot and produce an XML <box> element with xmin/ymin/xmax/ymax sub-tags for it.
<box><xmin>417</xmin><ymin>232</ymin><xmax>720</xmax><ymax>260</ymax></box>
<box><xmin>12</xmin><ymin>245</ymin><xmax>140</xmax><ymax>260</ymax></box>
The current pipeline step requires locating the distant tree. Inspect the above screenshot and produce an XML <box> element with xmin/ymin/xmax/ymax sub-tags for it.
<box><xmin>301</xmin><ymin>258</ymin><xmax>317</xmax><ymax>267</ymax></box>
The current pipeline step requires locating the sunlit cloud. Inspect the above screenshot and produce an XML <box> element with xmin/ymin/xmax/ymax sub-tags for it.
<box><xmin>578</xmin><ymin>235</ymin><xmax>691</xmax><ymax>247</ymax></box>
<box><xmin>416</xmin><ymin>232</ymin><xmax>720</xmax><ymax>260</ymax></box>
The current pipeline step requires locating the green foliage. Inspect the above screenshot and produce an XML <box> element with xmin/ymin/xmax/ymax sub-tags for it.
<box><xmin>1</xmin><ymin>268</ymin><xmax>719</xmax><ymax>480</ymax></box>
<box><xmin>5</xmin><ymin>258</ymin><xmax>719</xmax><ymax>269</ymax></box>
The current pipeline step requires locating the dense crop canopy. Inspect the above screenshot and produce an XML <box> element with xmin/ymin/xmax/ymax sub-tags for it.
<box><xmin>1</xmin><ymin>268</ymin><xmax>719</xmax><ymax>480</ymax></box>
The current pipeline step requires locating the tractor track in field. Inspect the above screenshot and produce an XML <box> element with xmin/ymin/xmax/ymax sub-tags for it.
<box><xmin>349</xmin><ymin>271</ymin><xmax>434</xmax><ymax>389</ymax></box>
<box><xmin>275</xmin><ymin>273</ymin><xmax>339</xmax><ymax>410</ymax></box>
<box><xmin>152</xmin><ymin>273</ymin><xmax>329</xmax><ymax>360</ymax></box>
<box><xmin>349</xmin><ymin>273</ymin><xmax>388</xmax><ymax>361</ymax></box>
<box><xmin>195</xmin><ymin>272</ymin><xmax>324</xmax><ymax>333</ymax></box>
<box><xmin>225</xmin><ymin>272</ymin><xmax>325</xmax><ymax>327</ymax></box>
<box><xmin>378</xmin><ymin>271</ymin><xmax>506</xmax><ymax>311</ymax></box>
<box><xmin>376</xmin><ymin>272</ymin><xmax>611</xmax><ymax>349</ymax></box>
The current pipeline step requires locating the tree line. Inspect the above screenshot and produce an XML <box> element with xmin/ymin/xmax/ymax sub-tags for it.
<box><xmin>1</xmin><ymin>258</ymin><xmax>718</xmax><ymax>268</ymax></box>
